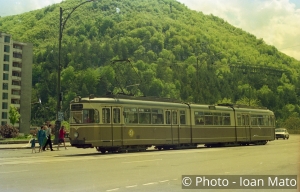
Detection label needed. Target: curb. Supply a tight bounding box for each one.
[0,143,72,150]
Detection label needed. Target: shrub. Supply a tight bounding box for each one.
[0,124,19,138]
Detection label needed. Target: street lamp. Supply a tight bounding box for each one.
[55,0,95,144]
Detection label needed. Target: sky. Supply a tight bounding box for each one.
[0,0,299,60]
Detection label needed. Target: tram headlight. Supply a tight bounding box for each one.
[74,132,79,138]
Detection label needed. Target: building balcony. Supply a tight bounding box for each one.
[13,48,23,54]
[13,57,22,63]
[12,67,22,72]
[11,76,21,81]
[11,84,21,89]
[12,103,20,108]
[11,94,21,99]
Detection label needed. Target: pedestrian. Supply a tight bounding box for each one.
[44,122,50,150]
[30,134,37,153]
[57,126,67,150]
[37,125,46,153]
[42,124,54,151]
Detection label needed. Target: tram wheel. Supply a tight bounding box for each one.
[100,150,106,154]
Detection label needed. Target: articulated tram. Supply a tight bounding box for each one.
[68,95,275,153]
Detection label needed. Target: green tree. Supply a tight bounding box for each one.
[9,105,21,126]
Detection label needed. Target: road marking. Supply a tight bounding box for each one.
[0,170,28,174]
[106,188,119,192]
[122,159,162,163]
[125,185,137,188]
[0,147,224,166]
[143,182,158,186]
[159,180,169,183]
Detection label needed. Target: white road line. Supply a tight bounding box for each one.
[159,180,169,183]
[125,185,137,188]
[122,159,162,163]
[0,170,28,174]
[142,182,158,186]
[106,188,119,192]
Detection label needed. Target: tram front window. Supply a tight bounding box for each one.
[71,111,82,124]
[71,109,99,124]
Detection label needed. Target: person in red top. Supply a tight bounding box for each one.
[57,126,67,150]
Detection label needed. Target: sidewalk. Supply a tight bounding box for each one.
[0,142,71,150]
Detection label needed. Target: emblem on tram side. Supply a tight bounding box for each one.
[128,129,134,137]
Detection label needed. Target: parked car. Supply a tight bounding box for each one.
[275,128,289,140]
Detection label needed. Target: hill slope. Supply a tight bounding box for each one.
[0,0,299,127]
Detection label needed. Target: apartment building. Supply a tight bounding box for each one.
[0,32,33,134]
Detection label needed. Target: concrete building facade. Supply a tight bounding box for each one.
[0,32,33,134]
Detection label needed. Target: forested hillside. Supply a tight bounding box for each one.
[0,0,299,129]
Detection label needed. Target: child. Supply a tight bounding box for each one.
[30,134,37,153]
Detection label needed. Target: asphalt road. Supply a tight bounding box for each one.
[0,135,299,192]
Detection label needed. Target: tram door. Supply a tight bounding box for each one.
[165,110,179,144]
[112,107,122,146]
[101,107,122,147]
[242,114,251,142]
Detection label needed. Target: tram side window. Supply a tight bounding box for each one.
[237,114,242,126]
[166,111,171,124]
[124,107,138,124]
[83,109,99,123]
[139,108,151,124]
[251,115,258,125]
[71,111,82,124]
[172,111,177,124]
[222,113,230,125]
[264,115,269,126]
[113,108,120,123]
[152,109,164,124]
[102,108,110,123]
[213,113,222,125]
[180,110,186,125]
[204,112,213,125]
[194,111,204,125]
[258,115,264,125]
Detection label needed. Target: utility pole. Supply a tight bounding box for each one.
[54,0,95,144]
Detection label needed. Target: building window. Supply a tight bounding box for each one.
[13,44,22,50]
[4,36,10,43]
[12,71,21,77]
[11,99,20,104]
[2,102,8,109]
[2,83,8,90]
[2,112,8,119]
[12,90,20,95]
[4,45,10,53]
[4,54,9,62]
[2,93,8,99]
[3,73,9,80]
[12,81,21,86]
[13,52,22,59]
[3,64,9,71]
[13,62,22,68]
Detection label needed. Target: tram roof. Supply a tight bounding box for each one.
[77,97,189,108]
[72,95,274,114]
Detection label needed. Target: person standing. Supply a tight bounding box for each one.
[37,126,46,153]
[57,126,67,150]
[43,124,54,151]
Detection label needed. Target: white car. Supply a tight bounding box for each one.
[275,128,289,140]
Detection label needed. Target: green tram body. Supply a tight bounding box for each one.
[69,96,275,152]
